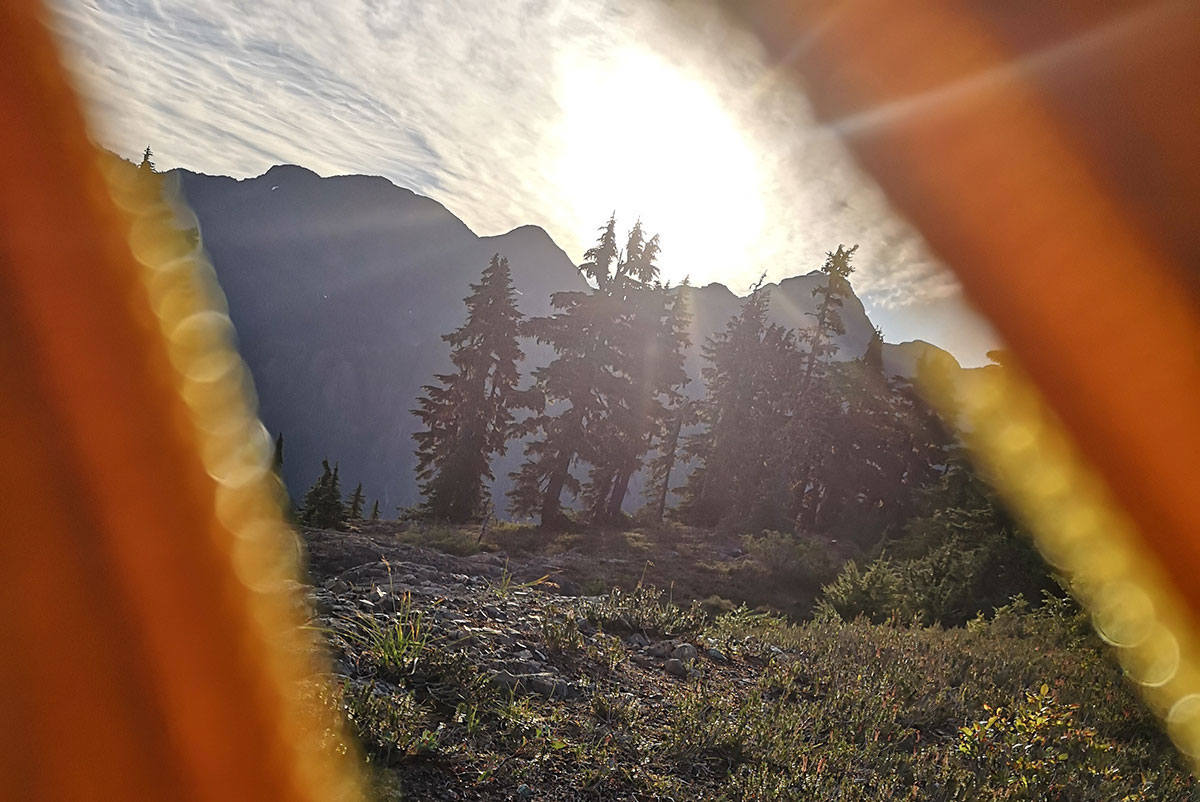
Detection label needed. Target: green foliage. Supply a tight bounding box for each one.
[508,216,689,527]
[343,593,429,676]
[739,530,844,603]
[347,481,365,520]
[395,524,493,557]
[579,584,707,639]
[300,459,345,529]
[955,685,1123,799]
[370,499,381,521]
[819,458,1064,627]
[679,246,946,539]
[413,254,525,523]
[319,579,1190,800]
[816,559,910,624]
[670,608,1186,800]
[540,612,585,657]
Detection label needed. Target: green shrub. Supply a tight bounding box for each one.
[816,559,912,623]
[955,684,1122,799]
[395,524,493,556]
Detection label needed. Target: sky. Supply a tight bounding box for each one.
[48,0,1000,366]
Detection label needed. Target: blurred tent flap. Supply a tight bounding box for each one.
[0,2,363,800]
[0,0,1198,799]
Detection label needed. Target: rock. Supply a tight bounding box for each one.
[626,633,650,648]
[442,629,473,649]
[664,659,688,678]
[671,643,698,662]
[630,654,657,669]
[323,578,351,594]
[489,670,577,700]
[646,641,674,659]
[517,784,533,798]
[489,670,520,692]
[527,673,576,700]
[706,648,728,663]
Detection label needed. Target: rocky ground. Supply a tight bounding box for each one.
[294,525,1196,801]
[298,525,789,800]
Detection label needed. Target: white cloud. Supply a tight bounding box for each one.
[47,0,998,363]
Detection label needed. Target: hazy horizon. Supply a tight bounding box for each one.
[50,0,1000,365]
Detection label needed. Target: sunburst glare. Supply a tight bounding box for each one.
[554,48,765,286]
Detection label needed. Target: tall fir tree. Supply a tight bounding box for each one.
[799,244,857,391]
[370,499,381,521]
[581,230,690,522]
[509,217,688,527]
[642,398,689,523]
[776,244,859,528]
[413,254,525,523]
[347,481,365,519]
[678,282,773,526]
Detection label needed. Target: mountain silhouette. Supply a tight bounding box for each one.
[177,165,957,511]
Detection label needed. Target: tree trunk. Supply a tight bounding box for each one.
[540,452,570,529]
[651,414,683,522]
[607,466,631,520]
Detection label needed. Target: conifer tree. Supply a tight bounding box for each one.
[506,287,605,527]
[784,245,860,526]
[299,460,331,526]
[509,218,688,527]
[300,459,345,529]
[799,244,857,391]
[581,233,690,522]
[413,254,525,523]
[348,482,365,519]
[678,283,773,525]
[370,500,381,521]
[273,432,284,473]
[642,400,688,523]
[139,146,155,172]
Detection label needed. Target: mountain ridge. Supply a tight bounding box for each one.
[173,164,959,510]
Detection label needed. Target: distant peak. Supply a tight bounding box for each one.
[261,164,321,180]
[498,224,552,240]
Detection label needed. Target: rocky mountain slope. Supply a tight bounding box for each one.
[177,166,959,510]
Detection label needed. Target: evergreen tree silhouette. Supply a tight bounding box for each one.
[509,217,688,527]
[370,500,381,521]
[347,481,365,519]
[299,459,345,529]
[678,281,773,526]
[413,254,525,523]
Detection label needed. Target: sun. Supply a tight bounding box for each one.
[553,49,765,287]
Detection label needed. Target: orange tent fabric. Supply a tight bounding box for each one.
[0,2,359,799]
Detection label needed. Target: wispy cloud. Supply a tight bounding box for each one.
[48,0,997,363]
